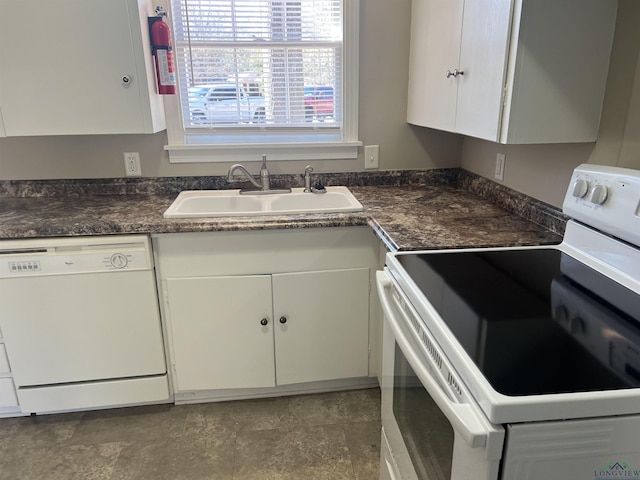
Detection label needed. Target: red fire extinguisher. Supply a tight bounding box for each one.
[149,7,176,95]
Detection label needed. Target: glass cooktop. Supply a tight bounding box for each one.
[397,249,640,396]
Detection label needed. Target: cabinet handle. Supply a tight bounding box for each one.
[446,69,464,78]
[279,316,288,324]
[260,318,269,326]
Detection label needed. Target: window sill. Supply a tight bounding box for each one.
[164,140,362,163]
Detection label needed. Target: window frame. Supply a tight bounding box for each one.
[163,0,361,164]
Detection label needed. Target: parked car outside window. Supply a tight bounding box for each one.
[188,84,266,125]
[304,86,334,122]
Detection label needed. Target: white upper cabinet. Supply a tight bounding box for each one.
[407,0,618,144]
[0,0,165,136]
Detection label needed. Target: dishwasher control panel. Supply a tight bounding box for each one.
[0,236,153,277]
[8,260,42,273]
[0,251,149,277]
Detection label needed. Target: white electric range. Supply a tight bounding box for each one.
[377,164,640,480]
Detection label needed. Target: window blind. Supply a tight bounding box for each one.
[169,0,342,130]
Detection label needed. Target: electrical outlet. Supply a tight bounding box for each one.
[124,152,142,177]
[495,153,505,181]
[364,145,379,169]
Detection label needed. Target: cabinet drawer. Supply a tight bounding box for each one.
[0,344,10,374]
[0,377,18,408]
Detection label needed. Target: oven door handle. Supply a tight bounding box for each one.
[377,270,489,449]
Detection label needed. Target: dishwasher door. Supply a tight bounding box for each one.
[0,269,166,386]
[0,235,168,413]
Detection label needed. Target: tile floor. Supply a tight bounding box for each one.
[0,388,381,480]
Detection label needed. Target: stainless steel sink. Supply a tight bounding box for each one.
[163,186,364,218]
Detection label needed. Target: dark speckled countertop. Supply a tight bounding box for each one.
[0,169,564,251]
[354,185,562,250]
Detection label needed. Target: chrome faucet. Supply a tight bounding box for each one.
[227,154,291,195]
[228,155,269,190]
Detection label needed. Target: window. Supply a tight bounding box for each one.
[165,0,361,163]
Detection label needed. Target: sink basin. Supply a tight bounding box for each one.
[163,186,364,218]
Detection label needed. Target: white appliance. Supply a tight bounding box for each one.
[377,165,640,480]
[0,235,169,414]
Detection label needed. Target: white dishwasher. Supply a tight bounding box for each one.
[0,235,169,414]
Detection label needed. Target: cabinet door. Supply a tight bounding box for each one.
[272,268,370,386]
[454,0,513,141]
[0,0,163,136]
[166,276,275,392]
[406,0,463,130]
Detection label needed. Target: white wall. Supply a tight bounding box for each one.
[461,0,640,208]
[3,0,639,211]
[0,0,462,181]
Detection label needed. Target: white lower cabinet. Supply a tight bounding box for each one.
[153,227,381,398]
[166,268,369,392]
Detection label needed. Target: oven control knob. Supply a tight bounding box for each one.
[110,253,128,269]
[572,179,590,198]
[590,184,609,205]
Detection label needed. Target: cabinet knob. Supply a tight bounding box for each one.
[446,69,464,78]
[121,75,133,87]
[279,316,288,324]
[260,318,269,326]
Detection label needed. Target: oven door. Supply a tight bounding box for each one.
[377,270,504,480]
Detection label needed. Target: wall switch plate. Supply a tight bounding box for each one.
[364,145,379,169]
[124,152,142,177]
[495,153,505,181]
